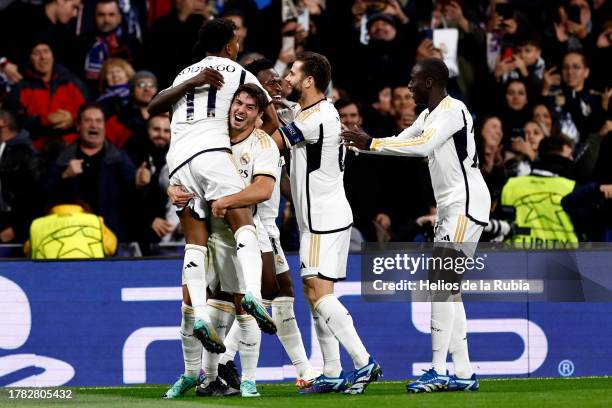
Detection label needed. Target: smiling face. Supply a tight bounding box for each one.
[257,68,283,108]
[147,115,170,148]
[533,104,552,134]
[392,86,416,114]
[562,52,589,91]
[229,91,262,132]
[408,64,430,106]
[284,60,307,102]
[338,103,362,129]
[481,117,503,148]
[106,66,129,86]
[78,108,105,148]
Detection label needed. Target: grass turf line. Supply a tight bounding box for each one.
[1,378,611,408]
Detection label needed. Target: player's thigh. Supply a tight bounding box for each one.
[299,228,350,295]
[434,214,482,257]
[179,206,208,245]
[261,251,280,300]
[208,233,245,295]
[189,151,245,202]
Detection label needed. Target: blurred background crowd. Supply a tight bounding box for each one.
[0,0,610,258]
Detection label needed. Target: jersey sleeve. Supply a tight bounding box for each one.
[369,106,464,157]
[253,134,281,180]
[278,111,321,146]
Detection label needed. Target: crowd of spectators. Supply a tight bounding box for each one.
[0,0,610,256]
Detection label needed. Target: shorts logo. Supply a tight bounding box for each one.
[240,153,250,165]
[184,261,198,269]
[276,255,284,266]
[440,235,450,241]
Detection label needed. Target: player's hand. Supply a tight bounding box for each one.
[341,125,372,151]
[62,159,84,179]
[211,198,229,218]
[188,68,224,89]
[151,217,174,237]
[167,185,195,207]
[135,162,151,187]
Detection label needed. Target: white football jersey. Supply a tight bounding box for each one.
[167,56,270,176]
[367,95,490,225]
[279,98,353,233]
[210,129,280,233]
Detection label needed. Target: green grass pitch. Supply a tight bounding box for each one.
[2,378,611,407]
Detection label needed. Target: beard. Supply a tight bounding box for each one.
[287,85,302,102]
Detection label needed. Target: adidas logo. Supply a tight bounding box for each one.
[440,235,450,242]
[300,262,306,269]
[184,261,198,269]
[236,243,245,251]
[431,326,442,332]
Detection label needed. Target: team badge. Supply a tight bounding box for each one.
[240,153,250,165]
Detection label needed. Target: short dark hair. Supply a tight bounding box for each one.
[295,51,331,93]
[538,134,574,156]
[564,50,589,68]
[221,9,247,27]
[77,103,105,123]
[195,18,236,56]
[417,58,449,87]
[231,83,269,113]
[516,31,542,48]
[0,108,21,132]
[244,58,275,77]
[334,98,361,114]
[94,0,120,10]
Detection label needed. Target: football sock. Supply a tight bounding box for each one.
[182,244,209,323]
[449,299,473,378]
[237,314,261,382]
[431,301,455,375]
[180,303,202,378]
[272,297,311,378]
[202,300,235,385]
[311,304,341,378]
[219,320,239,365]
[315,294,370,369]
[234,226,262,300]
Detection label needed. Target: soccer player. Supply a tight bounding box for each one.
[342,58,491,393]
[216,59,319,392]
[150,19,279,399]
[232,52,381,395]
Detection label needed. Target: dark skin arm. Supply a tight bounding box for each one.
[261,103,280,143]
[280,165,292,202]
[341,127,373,150]
[147,68,225,116]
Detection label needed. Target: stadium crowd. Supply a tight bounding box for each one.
[0,0,610,257]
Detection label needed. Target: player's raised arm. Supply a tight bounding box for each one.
[147,68,225,115]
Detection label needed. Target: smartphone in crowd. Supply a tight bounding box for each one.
[566,5,582,24]
[496,3,515,20]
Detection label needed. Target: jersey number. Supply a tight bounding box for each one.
[185,88,218,121]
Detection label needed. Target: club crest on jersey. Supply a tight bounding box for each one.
[240,153,250,165]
